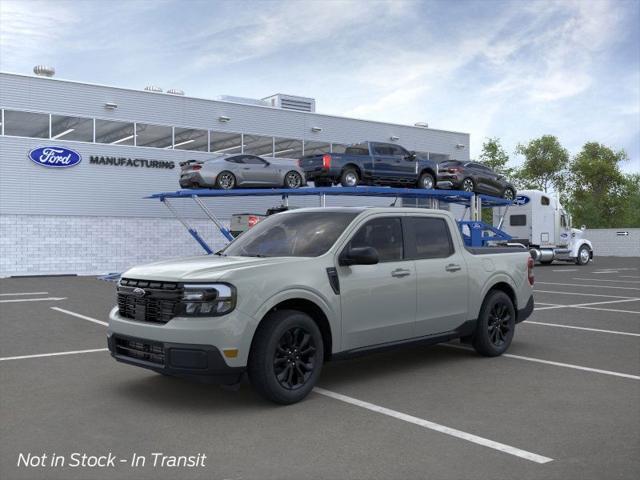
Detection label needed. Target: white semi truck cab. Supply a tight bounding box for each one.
[493,190,594,265]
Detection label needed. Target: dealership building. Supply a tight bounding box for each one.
[0,69,470,277]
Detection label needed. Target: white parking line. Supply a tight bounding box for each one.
[620,275,640,279]
[524,321,640,337]
[51,307,108,326]
[443,344,640,380]
[0,348,108,362]
[573,306,640,315]
[314,387,553,464]
[0,297,67,303]
[534,289,638,299]
[572,278,640,284]
[536,282,640,291]
[552,269,578,272]
[0,292,49,296]
[534,298,640,312]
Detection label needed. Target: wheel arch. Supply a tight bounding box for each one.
[254,292,336,360]
[419,167,436,178]
[342,163,362,178]
[477,279,518,320]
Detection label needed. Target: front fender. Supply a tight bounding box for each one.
[253,288,341,351]
[571,239,593,257]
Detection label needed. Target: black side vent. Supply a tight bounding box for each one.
[326,267,340,294]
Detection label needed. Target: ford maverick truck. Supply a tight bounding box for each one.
[299,141,439,189]
[108,207,534,404]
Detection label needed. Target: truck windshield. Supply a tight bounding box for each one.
[221,211,358,257]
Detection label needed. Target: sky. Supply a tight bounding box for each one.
[1,0,639,173]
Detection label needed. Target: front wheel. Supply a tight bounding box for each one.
[461,177,475,192]
[284,171,303,189]
[576,245,591,265]
[417,172,435,189]
[472,290,515,357]
[503,187,515,200]
[248,310,323,404]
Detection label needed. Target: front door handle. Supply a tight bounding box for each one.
[445,264,461,272]
[391,268,411,278]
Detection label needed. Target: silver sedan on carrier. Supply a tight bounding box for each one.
[179,154,307,189]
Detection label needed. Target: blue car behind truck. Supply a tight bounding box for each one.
[299,141,440,189]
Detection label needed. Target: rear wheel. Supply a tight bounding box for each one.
[284,171,303,189]
[576,245,591,265]
[216,171,236,190]
[248,310,323,404]
[340,168,359,187]
[417,172,435,189]
[472,290,515,357]
[461,177,475,192]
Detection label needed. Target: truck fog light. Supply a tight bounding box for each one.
[181,283,236,317]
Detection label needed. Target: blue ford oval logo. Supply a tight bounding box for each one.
[514,195,530,206]
[28,146,82,168]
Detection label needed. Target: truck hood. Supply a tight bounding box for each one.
[121,255,304,282]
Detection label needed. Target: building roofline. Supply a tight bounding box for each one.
[0,71,470,137]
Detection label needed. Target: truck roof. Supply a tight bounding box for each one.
[280,206,454,217]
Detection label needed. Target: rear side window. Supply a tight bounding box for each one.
[406,217,453,259]
[226,156,244,164]
[510,215,527,226]
[345,143,369,155]
[349,217,403,262]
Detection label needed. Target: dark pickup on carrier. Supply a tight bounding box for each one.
[298,141,440,189]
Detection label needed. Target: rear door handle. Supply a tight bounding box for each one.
[391,268,411,278]
[445,264,461,272]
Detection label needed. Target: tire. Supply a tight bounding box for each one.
[472,290,516,357]
[284,171,303,189]
[576,245,591,265]
[417,172,435,189]
[503,187,515,200]
[461,177,475,192]
[215,171,236,190]
[340,168,359,187]
[540,260,553,265]
[248,310,324,404]
[314,179,332,187]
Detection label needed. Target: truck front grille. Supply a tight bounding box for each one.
[114,336,165,365]
[117,278,182,324]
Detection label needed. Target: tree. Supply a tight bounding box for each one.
[515,135,569,193]
[479,137,512,176]
[566,142,630,228]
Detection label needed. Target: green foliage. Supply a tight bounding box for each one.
[479,137,512,175]
[515,135,569,193]
[566,142,636,228]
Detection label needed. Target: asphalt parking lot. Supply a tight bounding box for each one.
[1,257,639,480]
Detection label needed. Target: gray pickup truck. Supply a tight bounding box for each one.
[108,207,534,404]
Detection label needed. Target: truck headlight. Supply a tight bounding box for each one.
[181,283,236,316]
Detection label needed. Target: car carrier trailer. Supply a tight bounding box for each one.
[147,186,515,253]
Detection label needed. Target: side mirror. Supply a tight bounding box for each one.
[405,151,416,160]
[339,246,379,266]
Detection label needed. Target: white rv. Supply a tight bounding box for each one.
[493,190,593,265]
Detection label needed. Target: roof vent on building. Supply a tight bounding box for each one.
[33,65,55,77]
[262,94,316,113]
[144,85,163,93]
[216,95,270,107]
[167,88,185,96]
[414,122,429,128]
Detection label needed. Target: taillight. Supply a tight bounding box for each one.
[448,167,460,173]
[248,215,260,228]
[322,154,332,169]
[527,257,535,285]
[192,165,202,171]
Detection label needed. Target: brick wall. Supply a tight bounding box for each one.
[587,228,640,258]
[0,215,230,277]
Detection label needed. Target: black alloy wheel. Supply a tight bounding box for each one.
[472,290,515,356]
[284,171,303,189]
[462,178,475,192]
[487,302,512,347]
[273,327,317,390]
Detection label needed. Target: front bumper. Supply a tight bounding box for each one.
[108,333,244,384]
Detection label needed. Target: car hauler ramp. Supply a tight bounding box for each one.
[147,186,513,253]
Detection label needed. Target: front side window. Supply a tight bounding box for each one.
[243,155,267,165]
[348,217,403,262]
[406,217,453,259]
[222,211,358,257]
[541,196,550,206]
[388,145,408,157]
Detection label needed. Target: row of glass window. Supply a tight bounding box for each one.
[0,109,347,157]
